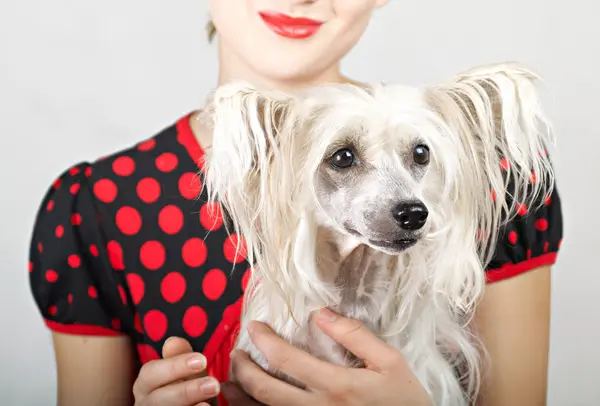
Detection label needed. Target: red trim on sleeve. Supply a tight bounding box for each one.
[486,252,558,283]
[44,319,124,336]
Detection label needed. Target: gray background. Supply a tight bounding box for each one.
[0,0,598,405]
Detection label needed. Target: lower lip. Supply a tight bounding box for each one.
[369,239,418,252]
[259,11,323,39]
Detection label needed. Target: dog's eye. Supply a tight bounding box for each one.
[413,145,430,165]
[330,149,355,169]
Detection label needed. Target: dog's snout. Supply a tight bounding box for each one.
[392,202,428,230]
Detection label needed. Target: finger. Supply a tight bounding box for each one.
[221,382,262,405]
[313,308,408,371]
[163,336,194,358]
[247,321,349,390]
[145,375,220,406]
[163,337,209,382]
[133,352,207,398]
[231,349,311,406]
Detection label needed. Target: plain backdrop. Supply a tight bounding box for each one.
[0,0,598,405]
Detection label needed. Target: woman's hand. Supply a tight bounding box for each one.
[132,337,220,406]
[224,309,432,406]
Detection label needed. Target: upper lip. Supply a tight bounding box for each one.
[258,10,324,27]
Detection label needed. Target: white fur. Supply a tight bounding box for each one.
[200,62,555,406]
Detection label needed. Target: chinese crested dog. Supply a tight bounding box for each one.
[201,63,555,405]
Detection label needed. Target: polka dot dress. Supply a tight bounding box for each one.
[28,112,563,404]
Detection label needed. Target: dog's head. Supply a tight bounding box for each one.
[202,62,554,273]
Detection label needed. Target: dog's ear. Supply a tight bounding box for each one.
[425,63,555,263]
[201,82,297,264]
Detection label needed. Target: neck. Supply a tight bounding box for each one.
[216,40,351,92]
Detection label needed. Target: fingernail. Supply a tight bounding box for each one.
[187,354,206,370]
[199,378,220,396]
[164,336,176,346]
[316,308,337,322]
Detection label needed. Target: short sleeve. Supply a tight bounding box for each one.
[28,163,132,336]
[485,180,563,283]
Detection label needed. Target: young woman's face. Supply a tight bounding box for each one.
[210,0,388,84]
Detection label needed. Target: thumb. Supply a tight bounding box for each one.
[313,308,408,371]
[162,336,193,358]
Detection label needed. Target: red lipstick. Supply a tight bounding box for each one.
[259,11,323,39]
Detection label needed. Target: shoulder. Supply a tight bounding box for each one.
[485,173,563,283]
[28,112,248,362]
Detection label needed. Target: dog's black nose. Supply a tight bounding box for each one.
[393,202,428,230]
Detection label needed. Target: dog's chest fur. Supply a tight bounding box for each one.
[235,227,399,381]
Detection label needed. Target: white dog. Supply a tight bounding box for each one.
[200,63,555,406]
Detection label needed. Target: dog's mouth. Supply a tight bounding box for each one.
[368,238,418,252]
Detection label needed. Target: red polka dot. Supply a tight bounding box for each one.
[84,167,93,177]
[543,241,550,253]
[38,242,43,253]
[223,234,248,264]
[242,268,251,292]
[516,203,528,216]
[68,254,81,268]
[158,205,184,235]
[178,172,202,200]
[55,225,64,238]
[69,167,80,176]
[137,178,161,204]
[134,313,144,334]
[200,202,224,231]
[530,171,537,184]
[137,344,160,364]
[508,231,518,245]
[526,249,532,260]
[90,244,99,257]
[53,178,62,190]
[94,179,118,203]
[28,261,33,273]
[118,285,127,305]
[112,156,136,176]
[71,213,82,226]
[182,238,207,268]
[46,270,58,283]
[138,138,156,151]
[47,200,54,211]
[156,152,179,173]
[544,195,552,206]
[490,190,496,203]
[161,272,187,304]
[500,157,510,171]
[88,286,98,298]
[107,241,125,270]
[48,305,58,316]
[535,218,548,231]
[68,294,73,304]
[202,268,227,301]
[111,319,121,330]
[182,306,208,338]
[140,241,166,270]
[144,310,168,341]
[116,206,142,236]
[69,183,80,195]
[126,273,145,305]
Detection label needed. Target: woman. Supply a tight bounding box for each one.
[28,1,562,405]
